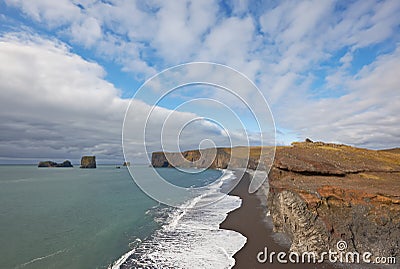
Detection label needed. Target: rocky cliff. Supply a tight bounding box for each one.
[38,160,73,167]
[152,148,230,168]
[80,156,96,168]
[152,146,272,170]
[151,141,400,260]
[268,141,400,260]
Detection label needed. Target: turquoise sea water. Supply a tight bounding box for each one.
[0,165,229,269]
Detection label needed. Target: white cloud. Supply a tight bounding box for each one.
[5,0,81,27]
[0,33,233,163]
[0,32,125,160]
[335,0,400,49]
[151,0,219,63]
[68,17,102,47]
[2,0,400,151]
[1,33,267,163]
[260,0,333,45]
[274,45,400,149]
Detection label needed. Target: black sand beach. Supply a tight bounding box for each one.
[220,171,336,269]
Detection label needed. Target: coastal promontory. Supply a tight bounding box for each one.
[80,156,96,168]
[151,141,400,260]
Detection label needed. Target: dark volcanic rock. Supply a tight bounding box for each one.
[38,160,73,167]
[59,160,73,167]
[80,156,96,168]
[268,190,329,254]
[305,137,313,143]
[38,161,58,167]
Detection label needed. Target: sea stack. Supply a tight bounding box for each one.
[38,160,73,167]
[80,156,96,168]
[123,161,130,167]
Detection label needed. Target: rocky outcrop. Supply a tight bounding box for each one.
[80,156,96,168]
[38,160,73,167]
[267,141,400,259]
[268,190,329,254]
[123,161,131,167]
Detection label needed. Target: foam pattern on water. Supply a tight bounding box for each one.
[111,170,246,269]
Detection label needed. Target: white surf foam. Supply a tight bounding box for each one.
[111,169,246,269]
[16,248,67,268]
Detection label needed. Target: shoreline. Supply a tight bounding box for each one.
[115,168,246,269]
[220,170,336,269]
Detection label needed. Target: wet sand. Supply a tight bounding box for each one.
[220,171,336,269]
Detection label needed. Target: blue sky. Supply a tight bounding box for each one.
[0,0,399,163]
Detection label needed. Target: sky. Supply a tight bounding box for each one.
[0,0,399,164]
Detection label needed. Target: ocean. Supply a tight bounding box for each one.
[0,165,245,269]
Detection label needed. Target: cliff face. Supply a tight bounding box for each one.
[80,156,96,168]
[38,160,73,167]
[151,146,273,170]
[151,141,400,259]
[267,141,400,258]
[152,148,231,169]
